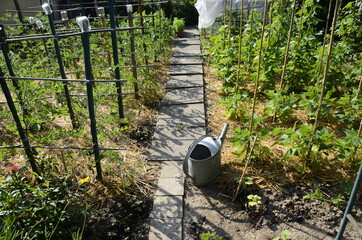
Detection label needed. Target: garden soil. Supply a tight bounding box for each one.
[180,65,362,240]
[183,179,361,240]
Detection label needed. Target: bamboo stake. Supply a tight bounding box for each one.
[279,0,297,89]
[243,0,268,164]
[317,0,332,77]
[272,0,297,123]
[306,0,341,160]
[236,0,244,84]
[248,0,267,136]
[266,1,273,51]
[127,6,140,100]
[295,0,306,48]
[223,0,227,50]
[98,8,112,67]
[351,119,362,158]
[246,0,255,71]
[138,0,149,66]
[227,0,233,49]
[357,78,362,99]
[234,137,257,200]
[352,76,362,157]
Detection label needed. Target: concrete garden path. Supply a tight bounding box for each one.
[148,27,204,240]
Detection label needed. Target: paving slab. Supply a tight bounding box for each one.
[183,27,200,37]
[151,195,183,218]
[148,139,196,161]
[148,126,206,160]
[171,56,202,65]
[149,218,182,240]
[173,45,201,57]
[155,177,184,196]
[175,38,201,45]
[169,64,203,75]
[162,87,203,105]
[166,75,204,89]
[159,161,184,178]
[152,125,206,141]
[157,103,206,127]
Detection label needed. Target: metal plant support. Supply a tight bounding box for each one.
[13,0,24,23]
[0,25,27,117]
[108,0,125,120]
[43,3,79,129]
[0,67,39,174]
[77,16,102,181]
[34,19,50,57]
[335,163,362,239]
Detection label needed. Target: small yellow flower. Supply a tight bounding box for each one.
[0,177,4,182]
[78,176,90,184]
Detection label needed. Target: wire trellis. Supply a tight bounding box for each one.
[0,0,170,180]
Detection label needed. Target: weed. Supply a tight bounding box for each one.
[273,230,292,240]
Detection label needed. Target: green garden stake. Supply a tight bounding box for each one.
[0,67,39,175]
[108,0,125,120]
[127,4,140,100]
[336,162,362,239]
[0,25,26,115]
[77,16,102,181]
[35,19,50,57]
[79,0,86,16]
[42,3,79,129]
[13,0,24,23]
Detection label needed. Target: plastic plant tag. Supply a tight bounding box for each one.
[29,16,35,24]
[42,3,53,15]
[97,7,105,17]
[76,16,91,32]
[36,20,43,28]
[61,11,68,21]
[126,4,133,13]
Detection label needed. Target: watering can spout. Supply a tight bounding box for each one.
[218,124,229,145]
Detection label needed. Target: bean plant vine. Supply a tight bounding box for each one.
[202,0,362,196]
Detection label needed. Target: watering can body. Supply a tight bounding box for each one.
[183,124,228,186]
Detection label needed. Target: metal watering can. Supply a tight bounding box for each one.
[183,124,229,186]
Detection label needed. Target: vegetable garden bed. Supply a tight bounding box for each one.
[0,1,172,239]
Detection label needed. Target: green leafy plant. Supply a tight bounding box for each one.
[303,188,342,205]
[0,166,87,239]
[273,230,292,240]
[173,17,185,32]
[201,232,223,240]
[247,194,262,207]
[0,214,21,240]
